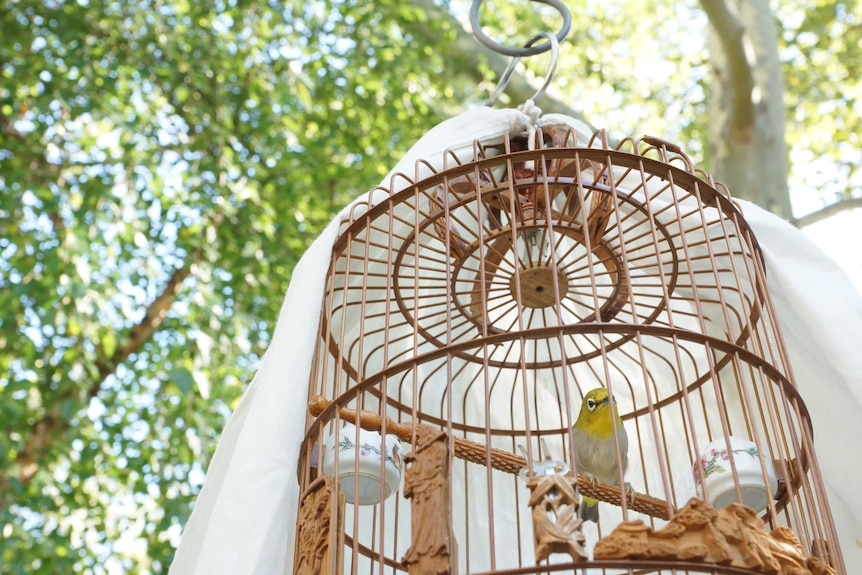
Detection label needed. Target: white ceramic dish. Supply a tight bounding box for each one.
[320,424,403,505]
[694,435,778,512]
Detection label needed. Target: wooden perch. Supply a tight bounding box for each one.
[308,396,673,520]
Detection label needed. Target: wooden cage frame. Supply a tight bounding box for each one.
[295,127,844,575]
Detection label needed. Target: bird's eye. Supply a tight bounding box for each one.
[587,398,596,411]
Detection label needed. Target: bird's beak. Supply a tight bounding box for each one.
[598,397,609,407]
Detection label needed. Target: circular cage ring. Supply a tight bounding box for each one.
[470,0,572,57]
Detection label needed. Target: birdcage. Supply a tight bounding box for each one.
[286,1,845,571]
[292,120,845,575]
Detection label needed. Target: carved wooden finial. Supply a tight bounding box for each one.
[401,430,457,575]
[294,476,344,575]
[526,473,587,563]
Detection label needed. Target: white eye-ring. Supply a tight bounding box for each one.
[587,398,597,411]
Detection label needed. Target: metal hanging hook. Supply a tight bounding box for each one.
[485,31,559,106]
[470,0,572,58]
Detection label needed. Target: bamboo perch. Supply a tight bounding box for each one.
[308,395,673,520]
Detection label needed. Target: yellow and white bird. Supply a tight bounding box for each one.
[571,387,630,522]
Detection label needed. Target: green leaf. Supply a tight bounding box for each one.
[169,368,195,396]
[101,331,117,359]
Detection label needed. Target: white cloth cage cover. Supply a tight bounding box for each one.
[168,107,862,574]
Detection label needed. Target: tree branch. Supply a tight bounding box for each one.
[93,264,193,385]
[792,197,862,228]
[12,263,193,487]
[0,106,27,145]
[700,0,756,134]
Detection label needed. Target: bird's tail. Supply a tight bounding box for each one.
[580,496,599,522]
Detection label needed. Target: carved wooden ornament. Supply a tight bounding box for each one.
[401,427,457,575]
[525,473,587,563]
[294,475,345,575]
[594,498,836,575]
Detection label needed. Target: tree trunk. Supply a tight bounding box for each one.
[703,0,791,218]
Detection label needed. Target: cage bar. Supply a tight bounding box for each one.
[296,127,843,575]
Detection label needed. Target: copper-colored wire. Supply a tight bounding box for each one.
[297,130,844,574]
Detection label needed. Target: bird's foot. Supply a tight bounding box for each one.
[624,482,637,506]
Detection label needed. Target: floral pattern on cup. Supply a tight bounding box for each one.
[321,425,404,505]
[338,434,403,471]
[693,436,778,512]
[698,446,759,481]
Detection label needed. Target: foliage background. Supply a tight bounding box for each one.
[1,0,859,572]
